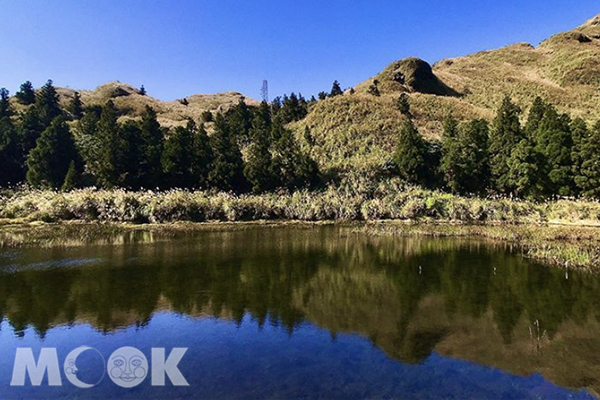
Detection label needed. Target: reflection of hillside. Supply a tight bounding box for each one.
[1,226,600,394]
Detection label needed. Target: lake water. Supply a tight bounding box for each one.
[0,225,598,400]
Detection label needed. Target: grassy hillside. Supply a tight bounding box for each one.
[291,14,600,174]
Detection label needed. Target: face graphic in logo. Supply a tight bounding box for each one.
[107,347,148,388]
[63,346,105,388]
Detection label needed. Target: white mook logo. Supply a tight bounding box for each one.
[10,346,188,388]
[108,347,149,388]
[64,346,105,388]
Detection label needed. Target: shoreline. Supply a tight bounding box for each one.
[1,219,600,271]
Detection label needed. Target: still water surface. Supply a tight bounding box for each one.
[0,225,599,399]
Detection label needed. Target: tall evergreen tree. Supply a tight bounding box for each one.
[19,106,43,155]
[0,117,24,186]
[441,119,490,195]
[69,92,84,120]
[208,114,246,192]
[162,120,197,188]
[330,81,343,97]
[244,102,274,193]
[138,106,164,188]
[61,161,80,192]
[94,101,128,187]
[506,137,542,199]
[270,122,318,191]
[26,117,80,189]
[227,98,253,139]
[524,96,548,135]
[397,93,411,116]
[0,88,12,119]
[15,81,36,105]
[36,80,62,127]
[193,124,213,189]
[120,120,144,188]
[533,106,573,196]
[393,120,428,184]
[573,120,600,198]
[489,96,524,194]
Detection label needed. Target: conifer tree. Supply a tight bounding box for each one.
[506,137,542,199]
[193,124,213,189]
[571,118,588,196]
[270,122,318,190]
[15,81,36,105]
[533,106,573,196]
[19,106,43,155]
[0,88,12,119]
[525,96,548,135]
[162,120,197,188]
[489,96,523,194]
[0,117,24,186]
[573,120,600,198]
[26,117,80,189]
[95,101,128,187]
[397,93,411,116]
[227,98,253,139]
[139,85,147,96]
[69,92,84,120]
[61,161,79,191]
[202,110,213,123]
[441,119,490,194]
[119,120,144,188]
[36,80,62,127]
[208,113,246,192]
[138,106,164,188]
[330,80,343,97]
[393,120,428,184]
[244,102,274,193]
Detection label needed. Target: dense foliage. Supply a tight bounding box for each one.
[1,80,600,200]
[0,81,318,193]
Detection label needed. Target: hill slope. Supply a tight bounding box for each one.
[294,14,600,174]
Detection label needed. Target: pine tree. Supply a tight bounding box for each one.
[19,106,43,155]
[36,80,62,127]
[26,117,80,189]
[0,88,12,119]
[208,114,246,192]
[533,106,573,196]
[573,120,600,198]
[15,81,36,105]
[69,92,83,120]
[138,106,164,188]
[318,92,328,101]
[0,117,24,186]
[139,85,147,96]
[227,98,253,139]
[525,96,548,135]
[244,103,274,193]
[61,161,79,191]
[489,96,524,194]
[506,137,542,199]
[193,124,213,189]
[119,120,144,188]
[397,93,411,116]
[270,122,318,190]
[162,120,196,188]
[393,120,428,184]
[571,118,588,196]
[95,101,128,187]
[441,119,490,194]
[330,80,343,97]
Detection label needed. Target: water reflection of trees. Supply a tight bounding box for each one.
[1,227,600,361]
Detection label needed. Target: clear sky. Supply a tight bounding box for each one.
[1,1,599,101]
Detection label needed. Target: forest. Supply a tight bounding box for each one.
[1,79,600,201]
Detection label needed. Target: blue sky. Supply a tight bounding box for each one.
[1,1,599,101]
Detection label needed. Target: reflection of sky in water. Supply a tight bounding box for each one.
[0,314,595,400]
[0,257,103,273]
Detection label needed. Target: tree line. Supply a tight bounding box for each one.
[394,95,600,199]
[0,80,318,193]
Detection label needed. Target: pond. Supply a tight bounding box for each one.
[0,225,598,399]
